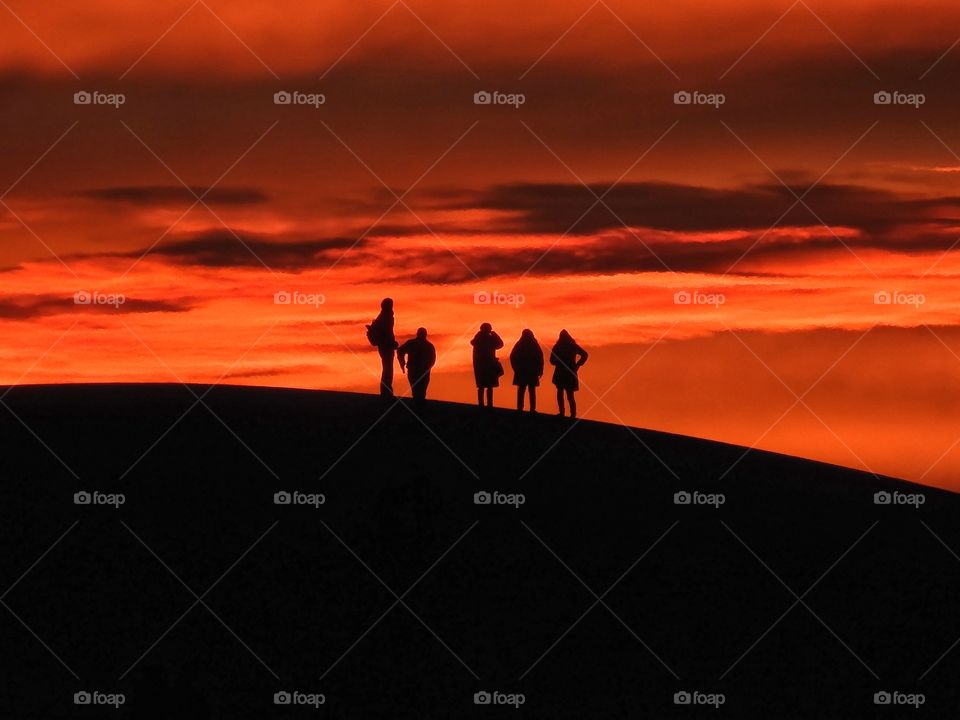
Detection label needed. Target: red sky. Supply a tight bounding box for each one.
[2,0,960,489]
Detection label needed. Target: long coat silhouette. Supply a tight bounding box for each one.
[550,330,588,391]
[471,324,504,389]
[510,330,544,387]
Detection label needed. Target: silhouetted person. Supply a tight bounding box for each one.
[550,329,588,418]
[471,322,504,408]
[510,329,544,412]
[367,298,398,397]
[397,327,436,407]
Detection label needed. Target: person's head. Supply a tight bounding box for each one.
[381,297,393,311]
[521,329,535,341]
[416,327,428,339]
[480,322,492,333]
[558,329,572,343]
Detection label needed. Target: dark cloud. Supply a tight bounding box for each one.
[121,231,364,270]
[373,224,960,283]
[94,180,960,279]
[82,186,269,205]
[451,181,960,236]
[0,294,193,320]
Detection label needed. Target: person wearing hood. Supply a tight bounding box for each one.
[509,329,544,412]
[549,329,588,418]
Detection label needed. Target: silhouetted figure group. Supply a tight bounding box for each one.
[368,298,588,417]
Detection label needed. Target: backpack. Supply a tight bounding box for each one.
[366,321,381,347]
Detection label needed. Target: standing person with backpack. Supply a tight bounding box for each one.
[470,322,504,408]
[366,298,398,397]
[550,329,588,418]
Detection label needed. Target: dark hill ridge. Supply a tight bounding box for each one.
[0,383,958,718]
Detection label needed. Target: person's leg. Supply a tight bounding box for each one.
[529,386,537,412]
[485,387,493,407]
[556,388,565,416]
[476,388,483,407]
[567,389,576,418]
[516,386,524,411]
[379,347,394,396]
[414,371,429,406]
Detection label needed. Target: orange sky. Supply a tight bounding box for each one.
[2,0,960,489]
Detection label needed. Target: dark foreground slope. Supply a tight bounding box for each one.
[0,384,958,718]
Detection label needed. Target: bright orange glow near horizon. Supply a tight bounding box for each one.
[2,0,960,489]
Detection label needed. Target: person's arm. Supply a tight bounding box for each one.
[396,344,407,373]
[536,347,544,376]
[575,345,588,368]
[493,333,504,350]
[428,343,437,369]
